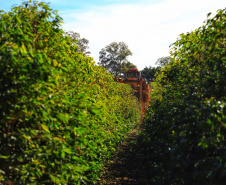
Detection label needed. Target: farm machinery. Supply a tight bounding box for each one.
[114,68,151,118]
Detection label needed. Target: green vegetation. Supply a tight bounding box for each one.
[143,8,226,184]
[0,1,141,184]
[1,1,225,184]
[141,66,160,82]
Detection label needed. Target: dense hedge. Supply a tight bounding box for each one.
[143,8,226,184]
[0,1,141,184]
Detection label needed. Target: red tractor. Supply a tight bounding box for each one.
[114,68,151,118]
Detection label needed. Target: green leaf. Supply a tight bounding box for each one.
[207,12,211,18]
[41,124,50,133]
[61,151,65,159]
[63,148,72,154]
[0,155,9,159]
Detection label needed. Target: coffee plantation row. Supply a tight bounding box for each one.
[142,8,226,185]
[0,1,141,184]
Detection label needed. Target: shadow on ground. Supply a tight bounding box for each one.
[98,127,151,185]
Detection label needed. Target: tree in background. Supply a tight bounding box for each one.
[155,56,170,67]
[98,41,132,76]
[141,66,160,82]
[67,31,90,55]
[120,60,137,75]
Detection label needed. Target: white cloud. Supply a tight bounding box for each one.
[62,0,225,70]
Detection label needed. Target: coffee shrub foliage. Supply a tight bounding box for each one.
[143,8,226,185]
[0,1,141,184]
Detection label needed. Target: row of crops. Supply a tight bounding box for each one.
[142,8,226,185]
[0,1,141,184]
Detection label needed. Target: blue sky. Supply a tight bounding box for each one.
[1,0,225,70]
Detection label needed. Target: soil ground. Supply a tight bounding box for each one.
[98,126,151,185]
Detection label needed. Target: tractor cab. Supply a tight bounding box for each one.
[125,68,141,81]
[114,68,151,120]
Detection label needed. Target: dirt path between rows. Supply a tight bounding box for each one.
[98,126,151,185]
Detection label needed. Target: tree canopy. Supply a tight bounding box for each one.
[98,41,132,76]
[67,31,90,55]
[121,60,137,75]
[141,66,160,82]
[155,56,170,67]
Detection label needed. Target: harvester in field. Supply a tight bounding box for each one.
[114,68,151,117]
